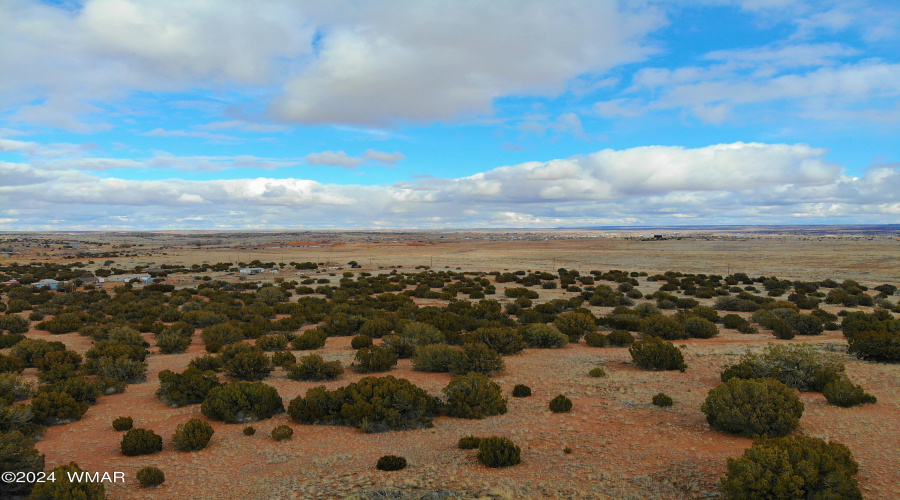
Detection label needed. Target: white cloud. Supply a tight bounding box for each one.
[7,142,890,229]
[363,149,406,165]
[304,150,364,168]
[268,1,663,125]
[143,128,243,143]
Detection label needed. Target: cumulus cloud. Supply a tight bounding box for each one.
[2,142,897,229]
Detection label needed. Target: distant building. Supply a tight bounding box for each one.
[1,279,19,286]
[653,235,663,240]
[79,276,105,285]
[107,274,152,283]
[38,279,60,290]
[239,268,265,275]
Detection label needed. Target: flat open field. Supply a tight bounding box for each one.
[2,229,898,499]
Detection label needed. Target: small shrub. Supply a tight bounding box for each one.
[112,416,133,431]
[549,394,572,413]
[288,376,440,431]
[157,367,221,408]
[652,393,673,407]
[553,311,596,342]
[477,436,521,468]
[243,426,256,436]
[287,354,344,381]
[584,332,609,347]
[469,326,525,355]
[31,391,88,425]
[155,332,191,354]
[172,418,214,451]
[457,435,482,449]
[720,344,844,392]
[563,446,573,454]
[292,329,327,350]
[588,367,606,378]
[511,384,532,397]
[201,381,285,424]
[640,315,688,340]
[271,424,293,441]
[137,466,165,488]
[412,344,462,373]
[521,323,568,348]
[847,330,900,362]
[188,354,224,372]
[607,330,634,347]
[823,378,877,407]
[630,336,687,372]
[351,334,373,349]
[721,436,861,499]
[450,343,504,376]
[701,377,803,437]
[376,455,407,471]
[444,372,508,419]
[352,345,398,373]
[121,428,163,456]
[684,317,718,339]
[271,350,296,368]
[0,373,33,405]
[224,347,272,381]
[256,334,288,351]
[31,462,106,500]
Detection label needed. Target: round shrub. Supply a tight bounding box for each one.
[243,426,256,436]
[256,334,288,351]
[652,393,673,407]
[271,424,293,441]
[376,455,408,471]
[553,311,597,342]
[223,346,272,381]
[291,328,327,350]
[721,436,861,499]
[201,381,285,424]
[137,466,165,488]
[31,462,106,500]
[121,428,163,456]
[457,435,482,449]
[477,436,521,468]
[640,315,688,340]
[701,377,803,437]
[112,416,133,432]
[823,378,877,407]
[352,345,398,373]
[188,354,224,372]
[0,431,45,498]
[607,330,635,347]
[521,323,568,348]
[0,351,26,373]
[450,343,504,376]
[0,373,32,405]
[469,326,525,355]
[786,314,824,336]
[584,332,609,347]
[847,330,900,362]
[351,334,373,349]
[443,372,508,419]
[156,367,222,408]
[271,350,296,368]
[412,344,462,372]
[549,394,573,413]
[629,336,687,372]
[287,354,344,381]
[684,317,718,339]
[31,391,89,425]
[719,344,844,392]
[511,384,532,397]
[155,331,191,354]
[172,418,214,451]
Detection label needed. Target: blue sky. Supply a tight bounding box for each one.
[1,0,898,229]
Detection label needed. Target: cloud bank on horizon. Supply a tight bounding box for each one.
[0,0,898,229]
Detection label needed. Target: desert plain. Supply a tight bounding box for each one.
[1,227,898,499]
